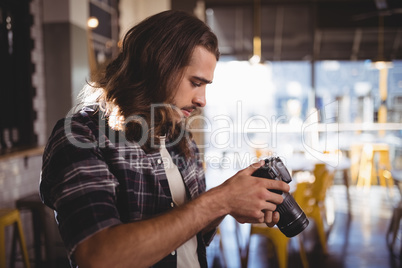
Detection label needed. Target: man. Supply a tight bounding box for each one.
[40,10,289,268]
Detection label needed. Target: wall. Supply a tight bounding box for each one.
[43,0,90,138]
[31,0,47,147]
[119,0,170,38]
[0,154,42,208]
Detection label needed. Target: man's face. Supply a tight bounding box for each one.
[171,46,217,121]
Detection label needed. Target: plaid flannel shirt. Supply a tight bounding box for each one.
[40,107,211,268]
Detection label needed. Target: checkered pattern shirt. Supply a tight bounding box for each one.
[40,107,210,268]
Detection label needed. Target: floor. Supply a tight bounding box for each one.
[207,185,402,268]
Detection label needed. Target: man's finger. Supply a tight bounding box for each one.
[266,211,280,227]
[242,160,265,175]
[264,210,273,224]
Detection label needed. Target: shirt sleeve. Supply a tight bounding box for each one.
[40,113,121,259]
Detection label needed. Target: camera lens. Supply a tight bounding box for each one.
[251,157,309,237]
[276,193,309,237]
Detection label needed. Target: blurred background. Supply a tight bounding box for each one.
[0,0,401,267]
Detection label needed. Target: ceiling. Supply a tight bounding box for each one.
[203,0,402,61]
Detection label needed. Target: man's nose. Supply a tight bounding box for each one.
[193,88,206,107]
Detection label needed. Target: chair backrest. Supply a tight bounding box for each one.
[312,164,327,201]
[294,163,334,212]
[293,163,334,256]
[312,163,334,203]
[293,181,314,214]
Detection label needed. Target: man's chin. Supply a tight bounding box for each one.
[173,112,185,124]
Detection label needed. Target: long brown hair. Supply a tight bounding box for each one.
[92,10,220,157]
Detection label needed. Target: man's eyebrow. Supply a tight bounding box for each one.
[193,76,213,84]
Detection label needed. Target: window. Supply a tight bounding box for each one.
[89,0,119,73]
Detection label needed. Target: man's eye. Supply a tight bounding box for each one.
[192,81,201,87]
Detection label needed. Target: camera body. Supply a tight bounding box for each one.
[252,157,309,237]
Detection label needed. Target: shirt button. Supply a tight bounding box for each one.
[170,202,174,208]
[171,250,176,255]
[157,159,162,164]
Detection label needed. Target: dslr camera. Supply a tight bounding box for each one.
[252,157,309,237]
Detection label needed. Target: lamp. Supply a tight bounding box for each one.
[371,14,392,136]
[87,16,99,80]
[250,0,262,64]
[87,16,99,29]
[371,14,393,70]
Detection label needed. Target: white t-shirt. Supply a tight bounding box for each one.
[160,137,200,268]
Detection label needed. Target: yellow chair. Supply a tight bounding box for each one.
[0,209,30,268]
[246,181,310,268]
[357,143,394,190]
[350,144,363,184]
[300,163,335,255]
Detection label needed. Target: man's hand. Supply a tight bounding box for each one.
[215,160,290,224]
